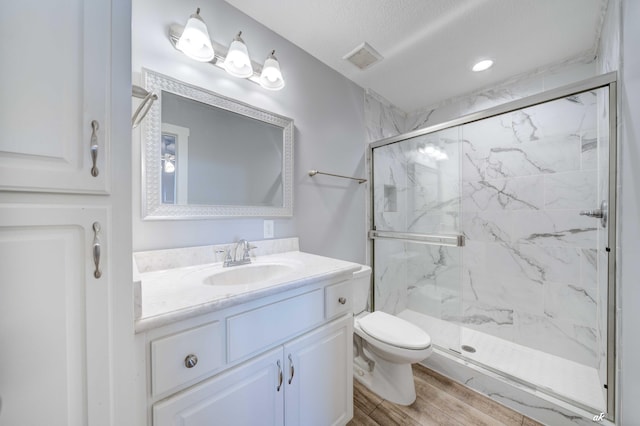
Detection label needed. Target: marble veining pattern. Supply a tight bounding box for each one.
[364,89,407,142]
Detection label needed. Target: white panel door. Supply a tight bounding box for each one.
[0,0,110,194]
[284,314,353,426]
[153,347,284,426]
[0,205,112,426]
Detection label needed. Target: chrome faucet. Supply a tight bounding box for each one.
[220,239,253,267]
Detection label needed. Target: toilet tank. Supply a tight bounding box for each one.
[352,265,372,314]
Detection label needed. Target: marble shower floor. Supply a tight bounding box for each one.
[397,309,606,411]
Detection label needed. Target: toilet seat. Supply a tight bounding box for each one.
[357,311,431,350]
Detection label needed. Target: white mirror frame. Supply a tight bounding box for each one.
[141,69,294,219]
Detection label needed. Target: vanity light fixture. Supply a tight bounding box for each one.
[223,32,253,78]
[169,9,285,90]
[259,50,285,90]
[472,59,494,72]
[175,8,215,62]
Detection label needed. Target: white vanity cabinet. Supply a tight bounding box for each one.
[284,314,353,426]
[0,0,111,194]
[144,278,354,426]
[153,347,284,426]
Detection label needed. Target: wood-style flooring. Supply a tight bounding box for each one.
[348,364,544,426]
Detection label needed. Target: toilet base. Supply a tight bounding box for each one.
[353,348,417,406]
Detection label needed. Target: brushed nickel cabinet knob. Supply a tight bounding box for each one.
[184,354,198,368]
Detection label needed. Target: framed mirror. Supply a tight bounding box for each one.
[141,69,294,219]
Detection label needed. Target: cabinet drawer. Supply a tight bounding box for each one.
[151,321,224,396]
[325,280,352,319]
[227,289,323,362]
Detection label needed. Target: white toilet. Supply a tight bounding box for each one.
[351,265,432,405]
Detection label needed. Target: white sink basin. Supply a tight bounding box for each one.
[203,263,295,286]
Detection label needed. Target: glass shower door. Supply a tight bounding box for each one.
[459,87,611,412]
[370,77,616,416]
[371,126,464,352]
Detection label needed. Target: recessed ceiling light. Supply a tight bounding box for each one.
[472,59,494,72]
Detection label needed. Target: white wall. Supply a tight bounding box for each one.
[617,0,640,422]
[132,0,367,263]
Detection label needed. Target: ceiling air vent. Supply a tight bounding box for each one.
[343,42,383,70]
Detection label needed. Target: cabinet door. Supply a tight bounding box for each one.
[153,347,285,426]
[0,205,112,426]
[284,314,353,426]
[0,0,110,194]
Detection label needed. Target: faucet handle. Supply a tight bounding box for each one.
[215,248,232,263]
[242,243,255,261]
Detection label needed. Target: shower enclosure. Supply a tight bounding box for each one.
[369,74,616,417]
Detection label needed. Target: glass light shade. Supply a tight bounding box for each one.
[176,9,214,62]
[259,52,285,90]
[223,32,253,78]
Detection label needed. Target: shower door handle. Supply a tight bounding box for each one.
[579,200,608,228]
[579,210,603,218]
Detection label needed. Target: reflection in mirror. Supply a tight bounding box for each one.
[161,92,284,207]
[161,132,176,203]
[161,123,189,204]
[141,69,294,219]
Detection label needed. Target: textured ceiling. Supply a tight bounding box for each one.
[224,0,607,112]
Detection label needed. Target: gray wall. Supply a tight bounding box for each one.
[132,0,367,263]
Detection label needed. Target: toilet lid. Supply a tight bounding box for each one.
[358,311,431,350]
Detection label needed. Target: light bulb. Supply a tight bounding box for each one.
[223,32,253,78]
[259,50,285,90]
[266,72,278,82]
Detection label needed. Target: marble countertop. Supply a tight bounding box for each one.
[134,250,361,332]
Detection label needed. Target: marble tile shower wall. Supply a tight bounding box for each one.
[364,90,407,141]
[367,87,605,369]
[458,91,600,368]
